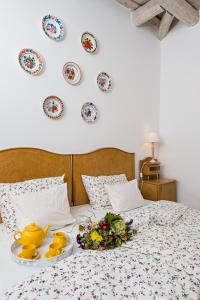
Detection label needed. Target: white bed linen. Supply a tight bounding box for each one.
[0,202,131,295]
[2,200,200,300]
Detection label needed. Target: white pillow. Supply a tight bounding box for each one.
[11,183,75,231]
[82,174,127,208]
[105,179,145,212]
[0,175,65,234]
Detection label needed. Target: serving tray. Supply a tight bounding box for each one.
[11,233,73,267]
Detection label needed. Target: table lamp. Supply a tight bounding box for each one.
[146,131,160,163]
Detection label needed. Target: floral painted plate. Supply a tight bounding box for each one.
[18,49,43,75]
[42,15,64,41]
[81,102,98,124]
[43,96,64,119]
[63,62,81,85]
[81,32,97,53]
[97,72,112,92]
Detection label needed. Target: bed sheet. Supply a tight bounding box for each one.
[2,200,200,300]
[0,204,109,294]
[0,204,88,294]
[0,201,152,295]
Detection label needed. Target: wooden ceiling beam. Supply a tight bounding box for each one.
[115,0,200,40]
[158,11,174,39]
[116,0,161,28]
[149,15,161,27]
[186,0,200,9]
[134,0,149,4]
[134,0,164,26]
[115,0,140,10]
[116,0,200,10]
[160,0,199,26]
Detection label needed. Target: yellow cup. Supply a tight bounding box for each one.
[18,244,39,259]
[44,242,61,259]
[53,232,67,248]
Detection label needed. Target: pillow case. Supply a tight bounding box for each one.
[105,179,144,212]
[11,183,75,231]
[0,175,64,234]
[82,174,127,208]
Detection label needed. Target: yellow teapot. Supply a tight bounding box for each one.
[14,223,50,247]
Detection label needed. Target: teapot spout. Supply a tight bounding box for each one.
[43,225,50,237]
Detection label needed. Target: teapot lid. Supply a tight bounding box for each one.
[25,223,41,232]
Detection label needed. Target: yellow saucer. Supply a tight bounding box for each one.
[17,252,41,260]
[44,250,60,259]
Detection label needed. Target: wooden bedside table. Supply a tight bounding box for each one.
[140,179,177,202]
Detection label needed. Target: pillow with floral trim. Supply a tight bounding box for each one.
[82,174,127,208]
[0,175,65,234]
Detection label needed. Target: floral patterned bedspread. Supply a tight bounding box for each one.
[2,201,200,300]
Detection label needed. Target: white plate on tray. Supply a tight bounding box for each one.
[11,233,73,267]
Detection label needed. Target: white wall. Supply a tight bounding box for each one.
[3,0,199,207]
[160,23,200,209]
[0,0,160,167]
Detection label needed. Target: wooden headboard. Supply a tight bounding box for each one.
[0,147,135,222]
[72,148,135,205]
[0,148,72,203]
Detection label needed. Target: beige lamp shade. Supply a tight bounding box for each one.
[145,131,160,162]
[145,131,160,143]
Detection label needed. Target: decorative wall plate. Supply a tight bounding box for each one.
[81,32,97,53]
[42,15,64,41]
[97,72,112,92]
[18,49,43,75]
[63,62,81,85]
[43,96,64,119]
[81,102,98,124]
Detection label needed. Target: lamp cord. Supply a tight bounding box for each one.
[139,161,148,193]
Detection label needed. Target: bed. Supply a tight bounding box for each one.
[0,204,106,294]
[0,148,200,300]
